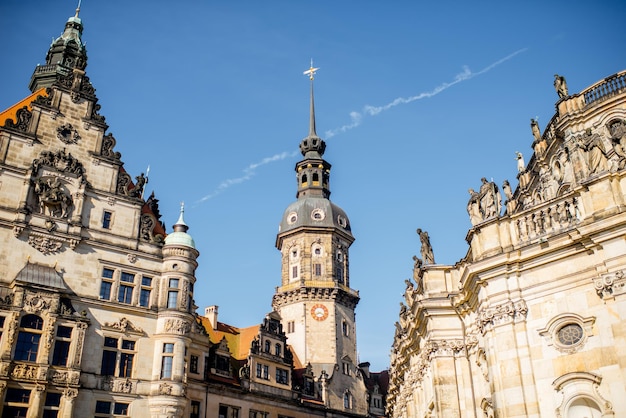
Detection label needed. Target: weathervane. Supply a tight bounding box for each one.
[303,59,319,80]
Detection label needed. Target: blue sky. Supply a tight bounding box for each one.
[1,0,625,371]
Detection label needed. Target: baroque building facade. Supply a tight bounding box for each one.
[387,71,626,417]
[0,8,387,418]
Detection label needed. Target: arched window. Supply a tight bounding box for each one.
[264,340,270,353]
[301,174,308,185]
[566,397,602,418]
[312,172,319,184]
[15,314,44,362]
[343,391,352,409]
[275,343,281,357]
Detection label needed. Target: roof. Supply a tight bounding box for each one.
[13,261,70,292]
[0,88,47,126]
[198,316,259,360]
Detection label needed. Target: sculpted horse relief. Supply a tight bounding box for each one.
[33,176,73,218]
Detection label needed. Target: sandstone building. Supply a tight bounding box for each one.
[0,8,387,418]
[387,71,626,417]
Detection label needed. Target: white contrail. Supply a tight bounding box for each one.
[197,150,299,203]
[325,48,528,138]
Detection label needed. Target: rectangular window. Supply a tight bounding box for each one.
[276,367,289,384]
[342,362,351,375]
[190,401,201,418]
[119,339,135,378]
[102,210,112,229]
[255,363,269,380]
[161,343,174,379]
[249,411,268,418]
[190,355,199,374]
[100,268,114,300]
[314,263,322,276]
[4,388,31,418]
[95,400,111,415]
[292,266,298,279]
[287,321,295,333]
[51,340,70,366]
[139,276,152,307]
[113,402,129,415]
[342,321,349,336]
[101,336,118,376]
[169,278,179,288]
[167,291,178,309]
[218,404,239,418]
[336,266,344,284]
[43,392,61,418]
[118,284,133,304]
[120,272,135,282]
[15,332,41,362]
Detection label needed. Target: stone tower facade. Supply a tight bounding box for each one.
[272,68,369,415]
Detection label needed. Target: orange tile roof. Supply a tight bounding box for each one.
[198,316,259,360]
[0,88,47,127]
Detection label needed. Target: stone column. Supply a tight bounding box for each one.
[60,388,78,418]
[26,385,45,418]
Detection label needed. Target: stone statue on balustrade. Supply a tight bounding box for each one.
[467,189,482,225]
[479,177,502,219]
[516,152,525,173]
[531,119,541,142]
[554,74,568,98]
[416,229,435,265]
[502,180,517,214]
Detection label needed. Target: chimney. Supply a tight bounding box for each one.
[359,361,371,378]
[205,305,218,330]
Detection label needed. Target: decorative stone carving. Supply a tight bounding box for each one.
[56,123,80,144]
[32,88,53,107]
[116,170,132,195]
[91,103,106,124]
[113,378,133,394]
[477,299,528,333]
[594,270,626,299]
[28,234,64,254]
[11,363,40,380]
[101,133,121,160]
[32,149,85,178]
[2,106,32,132]
[32,176,73,218]
[127,253,137,264]
[104,317,143,334]
[582,129,609,175]
[158,382,173,395]
[50,369,80,385]
[163,318,191,335]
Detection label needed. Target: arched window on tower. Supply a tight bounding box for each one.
[312,172,319,185]
[301,174,308,186]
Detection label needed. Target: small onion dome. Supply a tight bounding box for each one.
[164,203,196,249]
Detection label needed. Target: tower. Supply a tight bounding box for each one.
[272,65,368,414]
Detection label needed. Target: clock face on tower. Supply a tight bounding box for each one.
[311,304,329,321]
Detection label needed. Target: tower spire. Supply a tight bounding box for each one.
[75,0,82,17]
[303,59,319,138]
